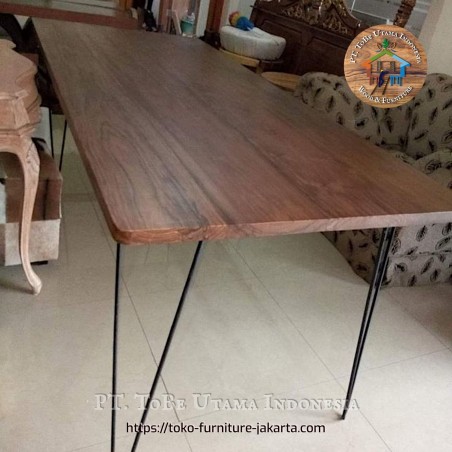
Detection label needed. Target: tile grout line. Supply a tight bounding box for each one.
[230,241,447,452]
[227,241,400,448]
[119,264,185,424]
[357,410,394,452]
[235,243,450,386]
[68,434,128,452]
[335,347,450,383]
[234,243,338,382]
[384,288,452,350]
[120,255,196,452]
[89,199,118,261]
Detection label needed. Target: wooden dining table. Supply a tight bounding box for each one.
[34,19,452,452]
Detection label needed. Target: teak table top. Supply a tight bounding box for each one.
[0,0,136,29]
[35,20,452,245]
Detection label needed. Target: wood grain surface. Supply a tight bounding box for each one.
[261,72,302,92]
[0,0,137,29]
[34,20,452,245]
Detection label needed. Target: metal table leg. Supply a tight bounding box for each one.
[110,241,204,451]
[342,227,396,419]
[111,227,394,448]
[111,243,122,452]
[59,119,67,171]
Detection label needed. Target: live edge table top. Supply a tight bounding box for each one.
[35,20,452,245]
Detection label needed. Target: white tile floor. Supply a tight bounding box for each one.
[1,116,451,452]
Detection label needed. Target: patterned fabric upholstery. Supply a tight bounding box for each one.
[295,73,381,144]
[295,72,452,286]
[405,75,452,159]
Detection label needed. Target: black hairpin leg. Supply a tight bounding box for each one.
[110,241,204,451]
[48,109,54,158]
[342,227,396,420]
[111,243,122,452]
[130,241,204,451]
[59,119,67,171]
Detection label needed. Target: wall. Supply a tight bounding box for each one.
[196,0,210,35]
[221,0,253,25]
[345,0,431,36]
[221,0,238,25]
[419,0,452,74]
[239,0,254,19]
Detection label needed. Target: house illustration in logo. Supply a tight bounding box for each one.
[362,39,411,88]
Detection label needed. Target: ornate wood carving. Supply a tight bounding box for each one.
[251,0,364,75]
[281,0,363,37]
[282,0,322,25]
[0,40,42,294]
[394,0,416,28]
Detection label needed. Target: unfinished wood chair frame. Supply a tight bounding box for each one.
[0,40,42,294]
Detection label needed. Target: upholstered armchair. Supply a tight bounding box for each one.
[295,72,452,286]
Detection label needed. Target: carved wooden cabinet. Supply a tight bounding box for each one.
[251,0,364,75]
[0,40,42,294]
[249,0,418,76]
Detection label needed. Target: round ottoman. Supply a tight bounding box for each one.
[220,25,286,61]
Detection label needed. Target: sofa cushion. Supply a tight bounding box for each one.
[412,148,452,189]
[324,228,452,286]
[379,145,416,165]
[393,223,452,256]
[377,106,412,150]
[386,252,452,286]
[405,73,452,159]
[295,72,380,143]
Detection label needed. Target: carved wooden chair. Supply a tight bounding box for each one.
[0,41,62,294]
[0,40,42,293]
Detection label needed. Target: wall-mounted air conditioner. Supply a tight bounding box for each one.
[345,0,432,36]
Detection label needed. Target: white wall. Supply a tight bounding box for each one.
[239,0,254,19]
[152,0,161,22]
[220,0,253,25]
[419,0,452,74]
[221,0,239,26]
[196,0,209,35]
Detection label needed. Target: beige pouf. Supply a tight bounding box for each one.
[220,25,286,61]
